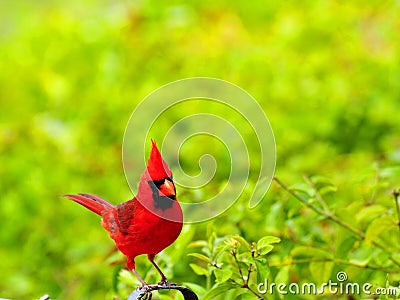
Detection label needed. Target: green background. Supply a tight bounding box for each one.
[1,1,399,299]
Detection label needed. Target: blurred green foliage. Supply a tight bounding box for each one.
[1,1,400,299]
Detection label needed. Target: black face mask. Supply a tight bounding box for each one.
[148,177,176,211]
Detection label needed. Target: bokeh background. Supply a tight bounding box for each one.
[1,1,399,299]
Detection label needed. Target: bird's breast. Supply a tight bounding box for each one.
[114,202,183,257]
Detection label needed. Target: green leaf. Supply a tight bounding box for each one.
[257,236,281,247]
[265,202,285,232]
[379,166,400,179]
[257,236,280,255]
[214,268,233,283]
[311,175,334,186]
[289,183,314,197]
[309,261,334,285]
[182,282,207,296]
[336,236,357,258]
[238,251,252,263]
[318,185,337,195]
[365,215,396,245]
[231,235,250,249]
[348,245,374,266]
[213,243,231,260]
[355,205,387,225]
[274,265,289,284]
[188,253,211,263]
[374,251,391,267]
[112,264,122,293]
[258,245,274,255]
[255,257,270,284]
[310,176,337,194]
[202,282,237,300]
[235,293,257,300]
[208,232,217,249]
[291,246,333,259]
[118,269,136,285]
[189,263,209,276]
[189,240,208,248]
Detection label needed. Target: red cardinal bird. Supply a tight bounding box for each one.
[64,141,183,286]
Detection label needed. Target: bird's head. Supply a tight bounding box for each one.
[138,140,178,211]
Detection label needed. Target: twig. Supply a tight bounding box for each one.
[245,247,256,286]
[246,264,252,286]
[247,285,263,299]
[393,189,400,239]
[273,177,365,237]
[303,175,330,213]
[273,177,400,268]
[230,250,263,299]
[231,250,245,284]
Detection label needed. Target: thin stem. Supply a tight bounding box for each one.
[206,271,211,291]
[245,264,252,286]
[231,250,245,285]
[393,189,400,239]
[273,177,364,237]
[244,266,263,299]
[273,177,400,268]
[230,250,263,299]
[245,247,256,286]
[303,175,330,213]
[246,285,263,299]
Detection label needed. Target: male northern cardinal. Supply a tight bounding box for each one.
[64,141,183,286]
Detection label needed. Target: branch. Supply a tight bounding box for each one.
[231,250,245,284]
[273,177,364,237]
[303,175,330,213]
[393,189,400,239]
[230,249,263,299]
[127,284,198,300]
[273,177,400,268]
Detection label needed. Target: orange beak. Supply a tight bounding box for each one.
[159,179,176,197]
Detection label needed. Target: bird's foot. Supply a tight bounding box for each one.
[157,278,177,288]
[137,284,154,299]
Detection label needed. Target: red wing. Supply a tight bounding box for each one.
[116,199,136,235]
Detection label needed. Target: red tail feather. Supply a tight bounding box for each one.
[64,194,114,215]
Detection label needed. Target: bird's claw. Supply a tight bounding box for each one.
[157,278,177,288]
[137,284,154,299]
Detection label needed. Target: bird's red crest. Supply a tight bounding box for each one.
[146,140,172,180]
